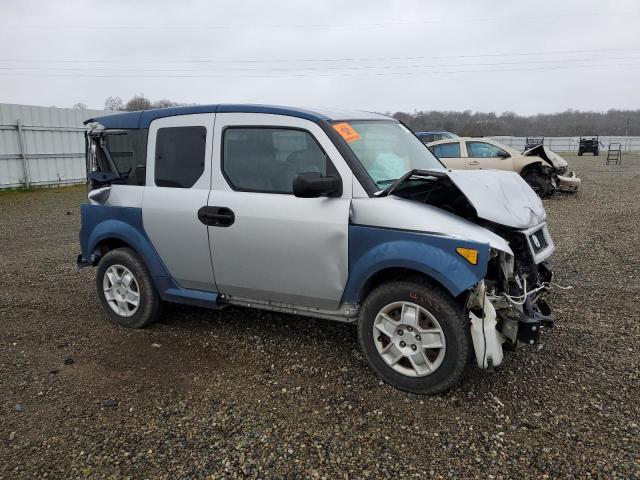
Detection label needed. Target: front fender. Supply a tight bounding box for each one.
[342,225,490,303]
[79,204,169,277]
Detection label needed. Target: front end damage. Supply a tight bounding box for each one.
[466,226,555,369]
[524,144,581,194]
[378,169,558,370]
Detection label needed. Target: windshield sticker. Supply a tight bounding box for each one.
[332,122,361,143]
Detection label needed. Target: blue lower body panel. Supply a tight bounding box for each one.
[153,277,223,310]
[342,224,490,303]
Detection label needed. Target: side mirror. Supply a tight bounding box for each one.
[497,150,510,158]
[293,172,341,198]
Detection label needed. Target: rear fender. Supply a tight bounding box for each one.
[79,204,169,277]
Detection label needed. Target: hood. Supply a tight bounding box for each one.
[379,169,546,230]
[523,145,568,169]
[445,169,546,229]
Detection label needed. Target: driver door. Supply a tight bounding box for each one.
[465,140,513,171]
[206,113,353,310]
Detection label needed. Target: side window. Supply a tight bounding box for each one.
[155,127,206,188]
[430,142,461,158]
[466,141,507,158]
[222,127,332,193]
[96,129,148,185]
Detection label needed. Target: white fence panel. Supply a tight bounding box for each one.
[0,103,110,189]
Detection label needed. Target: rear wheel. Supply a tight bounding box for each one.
[96,248,161,328]
[358,280,472,395]
[522,170,552,198]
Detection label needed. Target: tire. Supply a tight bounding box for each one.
[358,279,472,395]
[96,247,161,328]
[522,170,552,198]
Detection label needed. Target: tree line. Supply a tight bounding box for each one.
[392,109,640,136]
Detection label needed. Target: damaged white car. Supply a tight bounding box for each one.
[78,105,557,394]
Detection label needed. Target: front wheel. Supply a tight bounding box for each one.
[96,248,161,328]
[358,280,472,395]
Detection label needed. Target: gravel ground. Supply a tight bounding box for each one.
[1,154,639,479]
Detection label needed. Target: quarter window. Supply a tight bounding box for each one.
[465,141,508,158]
[155,127,206,188]
[222,128,331,193]
[430,142,461,158]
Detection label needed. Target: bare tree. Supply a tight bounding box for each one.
[152,99,183,109]
[123,94,152,112]
[72,102,88,109]
[104,96,124,111]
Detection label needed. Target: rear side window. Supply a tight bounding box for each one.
[430,142,461,158]
[222,127,331,193]
[94,129,148,185]
[155,127,206,188]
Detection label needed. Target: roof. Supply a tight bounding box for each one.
[86,104,391,129]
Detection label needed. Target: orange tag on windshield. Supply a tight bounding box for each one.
[333,122,361,143]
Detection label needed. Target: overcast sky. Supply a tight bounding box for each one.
[1,0,639,114]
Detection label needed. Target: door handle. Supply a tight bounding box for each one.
[468,161,479,165]
[198,206,235,227]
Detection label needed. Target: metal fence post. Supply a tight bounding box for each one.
[16,119,30,188]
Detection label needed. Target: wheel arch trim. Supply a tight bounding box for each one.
[80,204,169,278]
[342,224,490,304]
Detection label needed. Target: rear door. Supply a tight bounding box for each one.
[429,141,465,169]
[206,113,353,309]
[142,114,216,292]
[465,140,514,171]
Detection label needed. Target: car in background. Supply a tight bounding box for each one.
[415,130,458,144]
[427,137,581,197]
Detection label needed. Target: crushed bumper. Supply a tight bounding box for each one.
[468,261,555,369]
[556,171,581,192]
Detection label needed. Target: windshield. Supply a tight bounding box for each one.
[333,120,444,189]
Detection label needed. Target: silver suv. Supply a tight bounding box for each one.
[78,105,556,394]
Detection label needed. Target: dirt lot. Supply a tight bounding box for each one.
[1,154,639,479]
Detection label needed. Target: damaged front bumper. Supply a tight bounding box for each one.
[467,224,556,370]
[467,270,554,370]
[556,171,581,193]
